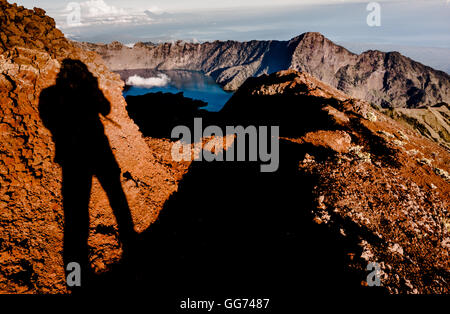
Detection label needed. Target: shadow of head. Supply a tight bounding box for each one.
[56,59,99,89]
[39,58,112,164]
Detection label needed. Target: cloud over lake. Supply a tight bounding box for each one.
[126,74,171,87]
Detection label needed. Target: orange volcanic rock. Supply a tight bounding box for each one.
[245,69,348,101]
[301,130,352,154]
[0,1,189,293]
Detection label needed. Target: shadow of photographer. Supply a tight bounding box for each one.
[39,59,136,288]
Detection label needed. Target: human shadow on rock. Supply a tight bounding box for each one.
[39,59,136,289]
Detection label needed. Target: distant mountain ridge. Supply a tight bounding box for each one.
[76,32,450,109]
[339,43,450,75]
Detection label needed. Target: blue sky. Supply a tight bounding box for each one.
[13,0,450,46]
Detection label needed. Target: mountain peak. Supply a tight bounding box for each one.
[83,32,450,108]
[289,31,326,44]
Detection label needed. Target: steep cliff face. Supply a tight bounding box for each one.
[0,0,189,293]
[77,39,294,92]
[77,32,450,109]
[219,70,450,294]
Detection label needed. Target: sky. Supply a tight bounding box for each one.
[11,0,449,45]
[11,0,450,71]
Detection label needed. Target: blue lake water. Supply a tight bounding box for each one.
[119,70,233,112]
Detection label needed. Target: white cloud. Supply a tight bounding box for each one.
[61,0,154,28]
[81,0,125,17]
[126,74,171,87]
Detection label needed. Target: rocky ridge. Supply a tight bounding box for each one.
[220,70,450,294]
[77,33,450,109]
